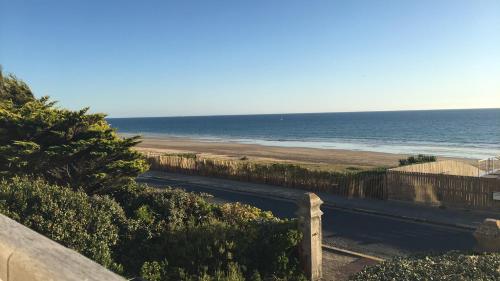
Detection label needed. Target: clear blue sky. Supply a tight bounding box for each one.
[1,0,499,117]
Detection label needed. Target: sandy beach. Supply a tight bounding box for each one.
[134,135,411,171]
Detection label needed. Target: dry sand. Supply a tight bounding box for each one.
[134,136,407,170]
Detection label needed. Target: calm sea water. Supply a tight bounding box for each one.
[108,109,500,159]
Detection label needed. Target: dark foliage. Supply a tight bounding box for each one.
[0,72,148,193]
[399,154,437,166]
[0,68,35,106]
[0,178,304,280]
[350,251,500,281]
[104,183,304,280]
[0,177,126,272]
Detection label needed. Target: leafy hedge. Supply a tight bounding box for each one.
[0,177,125,272]
[398,154,437,166]
[0,177,305,280]
[350,251,500,281]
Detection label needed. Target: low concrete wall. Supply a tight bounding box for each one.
[0,214,125,281]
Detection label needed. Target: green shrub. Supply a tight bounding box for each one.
[350,251,500,281]
[104,183,304,280]
[0,177,126,272]
[399,154,437,166]
[141,260,248,281]
[0,177,304,280]
[161,152,198,159]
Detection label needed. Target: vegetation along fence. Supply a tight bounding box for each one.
[386,170,500,211]
[145,153,387,200]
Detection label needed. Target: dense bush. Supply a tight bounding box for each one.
[0,70,148,193]
[0,177,125,272]
[399,154,437,166]
[0,177,304,280]
[105,183,304,280]
[350,251,500,281]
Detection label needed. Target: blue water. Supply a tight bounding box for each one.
[108,109,500,159]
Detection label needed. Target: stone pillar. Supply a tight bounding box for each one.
[473,218,500,252]
[297,192,323,281]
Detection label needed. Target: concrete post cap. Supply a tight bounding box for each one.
[299,192,324,206]
[296,193,324,217]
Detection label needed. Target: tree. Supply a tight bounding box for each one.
[0,70,148,193]
[0,67,35,106]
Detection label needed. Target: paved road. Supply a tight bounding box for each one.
[138,177,476,258]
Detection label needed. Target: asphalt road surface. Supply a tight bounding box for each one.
[138,176,476,258]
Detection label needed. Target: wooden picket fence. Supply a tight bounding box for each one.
[386,170,500,211]
[144,153,500,211]
[145,153,387,200]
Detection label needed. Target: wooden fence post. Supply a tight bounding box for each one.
[297,192,323,281]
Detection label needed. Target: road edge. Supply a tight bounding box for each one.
[141,175,477,231]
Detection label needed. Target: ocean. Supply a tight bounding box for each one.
[107,109,500,159]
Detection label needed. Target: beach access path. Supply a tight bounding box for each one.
[139,171,498,258]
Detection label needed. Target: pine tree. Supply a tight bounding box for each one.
[0,69,148,193]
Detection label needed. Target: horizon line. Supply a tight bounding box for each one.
[106,107,500,119]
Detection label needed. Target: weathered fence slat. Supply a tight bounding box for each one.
[145,154,386,200]
[386,170,500,211]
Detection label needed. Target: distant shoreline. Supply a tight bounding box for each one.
[109,109,500,160]
[130,134,475,171]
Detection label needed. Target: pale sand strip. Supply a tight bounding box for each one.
[134,136,407,169]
